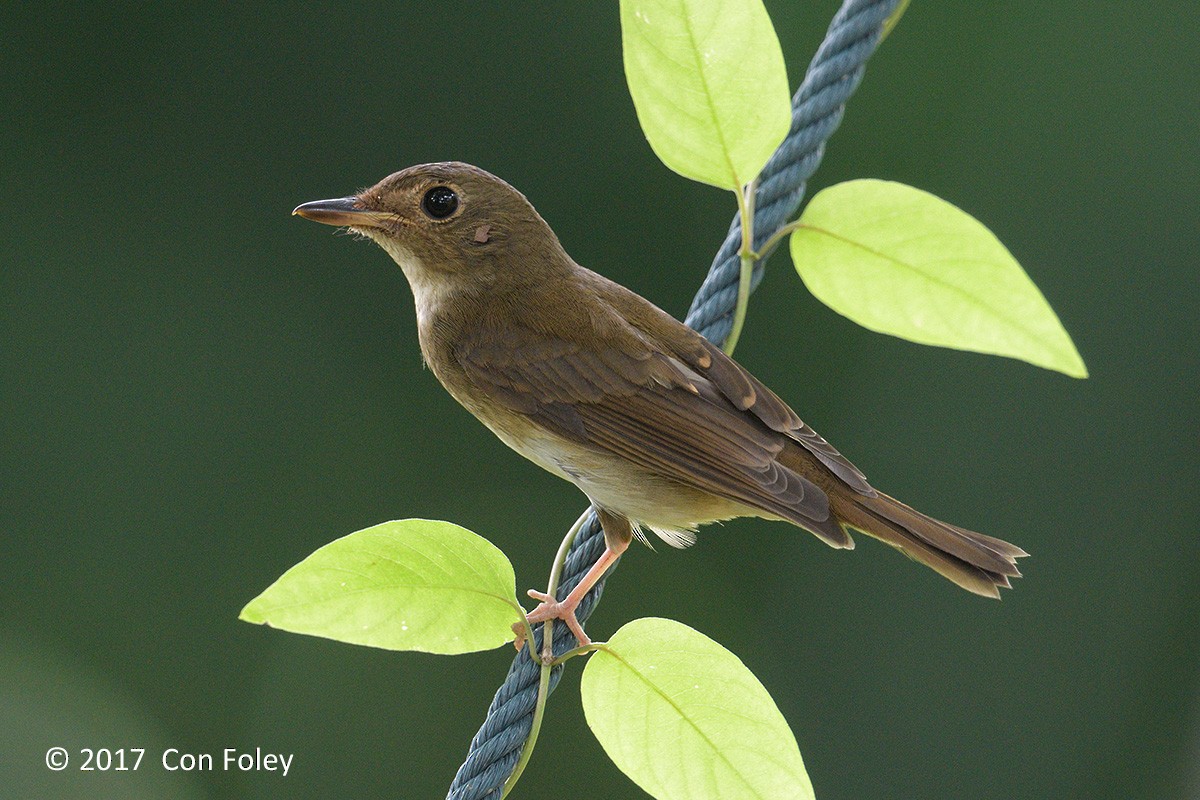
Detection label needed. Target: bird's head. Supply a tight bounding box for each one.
[294,162,567,297]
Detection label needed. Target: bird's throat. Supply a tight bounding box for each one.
[364,230,468,332]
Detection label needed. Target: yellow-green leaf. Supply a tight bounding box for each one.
[621,0,792,190]
[240,519,521,655]
[582,618,813,800]
[791,179,1087,377]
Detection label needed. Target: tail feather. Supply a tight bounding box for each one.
[946,523,1030,560]
[833,491,1026,598]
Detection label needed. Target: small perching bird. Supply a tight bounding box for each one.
[294,162,1026,646]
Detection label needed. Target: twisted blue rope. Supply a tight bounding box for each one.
[446,2,900,797]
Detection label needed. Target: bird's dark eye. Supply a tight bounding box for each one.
[421,186,459,219]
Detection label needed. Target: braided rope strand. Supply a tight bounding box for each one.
[446,2,899,797]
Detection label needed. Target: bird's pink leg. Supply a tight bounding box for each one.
[513,539,627,653]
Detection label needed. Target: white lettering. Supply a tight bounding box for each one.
[163,749,212,771]
[221,747,292,775]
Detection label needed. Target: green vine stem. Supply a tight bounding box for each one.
[723,180,758,357]
[537,507,591,663]
[500,661,552,799]
[500,507,593,798]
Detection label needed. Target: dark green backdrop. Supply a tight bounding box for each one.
[3,3,1197,798]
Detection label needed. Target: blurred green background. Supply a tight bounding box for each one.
[2,2,1196,798]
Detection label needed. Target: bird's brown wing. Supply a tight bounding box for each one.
[683,336,876,496]
[582,276,875,495]
[454,320,851,547]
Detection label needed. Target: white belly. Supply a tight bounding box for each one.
[489,419,753,546]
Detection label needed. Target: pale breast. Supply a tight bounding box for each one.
[469,400,754,536]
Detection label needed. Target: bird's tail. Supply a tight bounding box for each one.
[832,491,1028,598]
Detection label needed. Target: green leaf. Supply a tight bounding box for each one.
[620,0,792,190]
[239,519,522,655]
[790,179,1088,377]
[581,618,813,800]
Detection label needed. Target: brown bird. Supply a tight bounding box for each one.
[294,162,1026,646]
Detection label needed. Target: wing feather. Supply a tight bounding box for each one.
[691,339,876,495]
[455,322,852,547]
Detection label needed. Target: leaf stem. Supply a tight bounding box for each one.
[755,218,807,263]
[550,641,608,667]
[723,182,757,356]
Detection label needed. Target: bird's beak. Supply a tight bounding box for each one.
[292,197,392,228]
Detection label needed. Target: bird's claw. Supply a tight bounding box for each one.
[511,588,591,655]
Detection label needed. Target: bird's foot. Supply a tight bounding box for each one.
[511,589,591,655]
